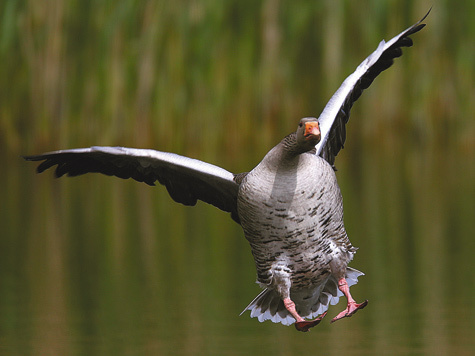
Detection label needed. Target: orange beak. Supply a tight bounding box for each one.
[304,121,321,140]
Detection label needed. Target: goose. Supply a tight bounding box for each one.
[24,11,429,332]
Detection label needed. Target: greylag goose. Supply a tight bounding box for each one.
[24,11,429,332]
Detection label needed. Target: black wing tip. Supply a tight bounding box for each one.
[22,154,54,174]
[399,9,431,40]
[421,7,432,23]
[23,154,44,161]
[402,8,431,38]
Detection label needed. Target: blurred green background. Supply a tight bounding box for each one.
[1,0,474,355]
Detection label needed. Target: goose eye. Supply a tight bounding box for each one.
[299,122,303,127]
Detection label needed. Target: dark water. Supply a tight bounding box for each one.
[1,1,475,355]
[1,140,474,355]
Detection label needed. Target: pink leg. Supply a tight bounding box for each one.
[284,298,327,332]
[331,278,368,323]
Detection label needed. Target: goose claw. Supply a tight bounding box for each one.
[294,312,327,332]
[331,299,368,323]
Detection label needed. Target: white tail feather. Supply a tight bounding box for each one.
[241,267,364,326]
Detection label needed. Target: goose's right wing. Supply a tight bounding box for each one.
[24,146,242,223]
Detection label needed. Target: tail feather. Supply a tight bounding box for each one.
[241,267,364,326]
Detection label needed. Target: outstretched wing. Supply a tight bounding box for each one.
[316,9,430,167]
[24,146,241,223]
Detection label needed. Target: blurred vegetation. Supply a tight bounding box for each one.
[1,0,474,355]
[1,1,473,160]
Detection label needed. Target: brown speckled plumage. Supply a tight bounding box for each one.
[238,128,359,324]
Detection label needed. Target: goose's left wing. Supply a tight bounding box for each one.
[316,10,430,167]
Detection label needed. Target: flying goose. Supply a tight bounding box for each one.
[24,11,429,332]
